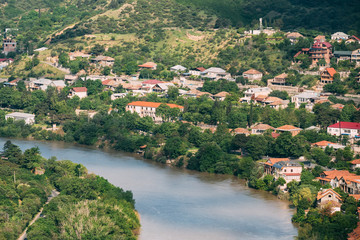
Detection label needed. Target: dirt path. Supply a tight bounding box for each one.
[18,190,60,240]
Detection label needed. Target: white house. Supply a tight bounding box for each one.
[272,160,302,184]
[291,91,320,108]
[69,87,88,99]
[203,67,232,80]
[126,101,184,122]
[331,32,349,41]
[351,159,360,170]
[170,65,187,72]
[111,93,127,100]
[5,112,35,125]
[327,122,360,138]
[242,87,272,103]
[317,188,342,213]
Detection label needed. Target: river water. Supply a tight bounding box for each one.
[0,138,297,240]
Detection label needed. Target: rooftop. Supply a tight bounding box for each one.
[127,101,184,109]
[328,122,360,130]
[72,87,87,92]
[276,125,302,131]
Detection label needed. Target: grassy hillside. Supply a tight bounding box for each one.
[176,0,360,34]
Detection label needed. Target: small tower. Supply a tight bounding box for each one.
[259,18,263,32]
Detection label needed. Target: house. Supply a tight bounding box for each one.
[311,140,345,150]
[50,80,66,91]
[251,123,274,135]
[314,35,326,42]
[170,65,187,72]
[231,128,250,136]
[333,51,352,61]
[189,67,206,76]
[331,103,345,110]
[338,175,360,194]
[69,87,88,99]
[286,32,304,43]
[152,83,176,93]
[264,158,290,174]
[68,51,91,60]
[317,188,342,213]
[268,73,288,85]
[29,78,53,91]
[138,62,157,70]
[126,101,184,122]
[2,38,16,55]
[352,49,360,63]
[64,75,78,84]
[203,67,232,80]
[276,125,302,136]
[351,159,360,170]
[111,93,127,100]
[184,89,212,98]
[317,170,356,188]
[102,79,120,91]
[346,35,360,44]
[291,91,320,108]
[3,79,19,88]
[0,58,14,70]
[272,161,302,184]
[5,112,35,125]
[243,87,272,102]
[91,56,115,67]
[212,91,229,101]
[327,122,360,138]
[331,32,349,41]
[242,69,263,82]
[321,67,337,84]
[261,96,289,110]
[309,41,333,65]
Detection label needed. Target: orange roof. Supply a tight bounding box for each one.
[127,101,184,109]
[314,35,326,40]
[317,188,342,201]
[321,170,356,180]
[265,158,290,166]
[348,223,360,240]
[350,194,360,201]
[264,96,283,103]
[351,159,360,165]
[243,69,262,75]
[102,79,116,86]
[252,123,274,130]
[312,140,337,147]
[138,62,157,68]
[255,95,267,101]
[276,125,302,131]
[72,87,87,92]
[275,73,288,79]
[232,128,250,135]
[331,103,344,110]
[213,91,229,98]
[326,67,337,77]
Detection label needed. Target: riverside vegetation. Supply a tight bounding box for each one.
[0,141,139,240]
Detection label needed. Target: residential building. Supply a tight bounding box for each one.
[203,67,232,80]
[268,73,288,85]
[212,91,229,101]
[188,67,206,76]
[331,32,349,41]
[327,122,360,138]
[316,188,342,213]
[276,125,302,136]
[286,32,304,43]
[251,123,274,135]
[264,158,290,175]
[291,91,320,108]
[242,69,263,82]
[50,80,66,91]
[331,103,345,110]
[68,51,91,61]
[338,175,360,194]
[91,56,115,67]
[152,83,175,93]
[170,65,187,72]
[311,140,345,150]
[272,161,302,184]
[126,101,184,122]
[184,89,212,98]
[317,170,356,188]
[352,49,360,63]
[346,35,360,44]
[231,128,250,136]
[102,79,120,91]
[5,112,35,125]
[314,35,326,42]
[2,38,16,55]
[321,67,337,84]
[243,87,272,101]
[351,159,360,170]
[333,51,352,61]
[28,78,53,91]
[64,75,78,84]
[309,41,333,65]
[138,62,157,70]
[69,87,88,99]
[111,93,127,100]
[261,96,289,110]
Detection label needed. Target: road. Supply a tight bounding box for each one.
[17,189,60,240]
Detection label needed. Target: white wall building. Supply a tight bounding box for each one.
[291,91,320,108]
[5,112,35,125]
[327,122,360,138]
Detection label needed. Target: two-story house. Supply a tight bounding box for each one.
[327,122,360,138]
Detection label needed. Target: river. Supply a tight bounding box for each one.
[0,138,298,240]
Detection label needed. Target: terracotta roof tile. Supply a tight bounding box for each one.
[127,101,184,109]
[72,87,87,92]
[326,68,337,77]
[243,69,262,75]
[276,125,302,131]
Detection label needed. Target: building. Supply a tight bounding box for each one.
[260,96,289,110]
[68,51,91,61]
[321,67,337,84]
[102,79,120,91]
[242,69,263,82]
[333,51,352,61]
[351,159,360,170]
[317,170,356,188]
[331,32,349,41]
[212,91,229,101]
[91,56,115,67]
[268,73,288,86]
[243,87,272,102]
[291,91,320,108]
[346,35,360,44]
[276,125,302,136]
[170,65,187,72]
[352,49,360,63]
[138,62,157,70]
[64,75,78,84]
[264,158,290,174]
[327,122,360,138]
[126,101,184,121]
[314,35,326,42]
[2,38,16,55]
[311,140,345,150]
[69,87,88,99]
[111,93,127,100]
[264,158,302,185]
[188,67,206,76]
[203,67,232,80]
[316,188,342,213]
[5,112,35,125]
[50,80,66,91]
[231,128,250,136]
[286,32,304,43]
[309,41,333,65]
[251,123,274,135]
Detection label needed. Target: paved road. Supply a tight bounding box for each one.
[17,189,60,240]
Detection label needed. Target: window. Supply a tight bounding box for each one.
[291,169,293,172]
[328,195,332,198]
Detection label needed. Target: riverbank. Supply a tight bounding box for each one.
[0,137,298,240]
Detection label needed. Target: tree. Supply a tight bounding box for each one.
[167,87,179,101]
[163,136,187,159]
[245,135,268,160]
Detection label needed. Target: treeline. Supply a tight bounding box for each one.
[0,141,139,239]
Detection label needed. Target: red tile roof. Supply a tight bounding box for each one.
[72,87,87,92]
[197,67,206,72]
[276,125,302,131]
[317,188,342,201]
[351,159,360,165]
[127,101,184,109]
[328,122,360,130]
[312,140,337,147]
[283,173,301,176]
[142,80,164,85]
[138,62,157,68]
[271,132,280,138]
[326,67,337,77]
[243,69,262,75]
[265,158,290,166]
